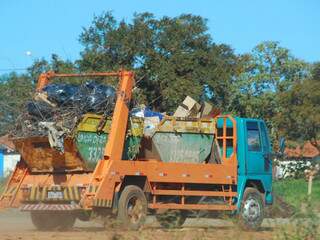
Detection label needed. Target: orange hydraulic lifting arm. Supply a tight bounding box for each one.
[104,71,135,160]
[80,70,135,208]
[36,71,122,91]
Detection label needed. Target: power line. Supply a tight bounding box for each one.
[0,68,28,72]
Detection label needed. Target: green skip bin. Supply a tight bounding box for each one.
[75,114,143,169]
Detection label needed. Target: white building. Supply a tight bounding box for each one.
[0,135,20,178]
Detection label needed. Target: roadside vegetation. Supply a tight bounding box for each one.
[273,178,320,210]
[275,199,320,240]
[272,178,320,240]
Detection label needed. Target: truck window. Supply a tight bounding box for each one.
[246,122,261,152]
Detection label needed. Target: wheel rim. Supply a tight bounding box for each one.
[126,196,144,224]
[242,197,261,222]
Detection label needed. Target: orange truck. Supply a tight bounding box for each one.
[0,70,273,230]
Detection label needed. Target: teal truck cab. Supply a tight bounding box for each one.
[235,117,273,229]
[217,116,273,227]
[236,118,273,207]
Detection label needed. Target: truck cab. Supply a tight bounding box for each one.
[237,118,273,206]
[215,117,273,229]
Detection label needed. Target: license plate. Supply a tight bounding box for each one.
[47,191,63,199]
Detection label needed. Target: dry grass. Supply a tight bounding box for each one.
[0,178,6,194]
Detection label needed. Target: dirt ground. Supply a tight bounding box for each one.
[0,209,290,240]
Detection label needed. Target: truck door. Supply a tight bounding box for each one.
[245,121,271,175]
[259,121,272,174]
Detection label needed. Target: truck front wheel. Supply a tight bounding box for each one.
[117,185,148,230]
[238,187,264,230]
[31,212,76,231]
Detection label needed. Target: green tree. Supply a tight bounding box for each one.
[276,63,320,151]
[78,12,239,111]
[0,12,316,147]
[231,41,309,140]
[28,54,77,83]
[0,73,34,135]
[0,54,77,135]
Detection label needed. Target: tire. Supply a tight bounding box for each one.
[238,187,264,231]
[31,212,76,231]
[156,210,187,229]
[117,185,148,230]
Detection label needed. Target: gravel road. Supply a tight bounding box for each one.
[0,209,289,240]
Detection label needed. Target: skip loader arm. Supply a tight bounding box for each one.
[81,70,135,209]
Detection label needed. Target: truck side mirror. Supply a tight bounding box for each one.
[279,137,285,154]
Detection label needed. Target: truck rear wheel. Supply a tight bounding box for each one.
[31,212,76,231]
[117,185,147,230]
[156,210,187,228]
[238,187,264,230]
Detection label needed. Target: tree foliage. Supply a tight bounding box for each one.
[276,63,320,151]
[78,12,239,111]
[0,12,317,148]
[0,73,34,133]
[230,41,309,141]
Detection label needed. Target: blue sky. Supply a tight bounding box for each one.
[0,0,319,74]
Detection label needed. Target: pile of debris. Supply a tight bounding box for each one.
[11,88,216,153]
[132,96,219,137]
[11,81,116,150]
[173,96,220,118]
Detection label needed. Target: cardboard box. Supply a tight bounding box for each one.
[173,96,201,118]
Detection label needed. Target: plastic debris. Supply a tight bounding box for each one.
[131,106,163,136]
[26,100,54,119]
[143,116,160,136]
[11,81,116,141]
[42,81,116,113]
